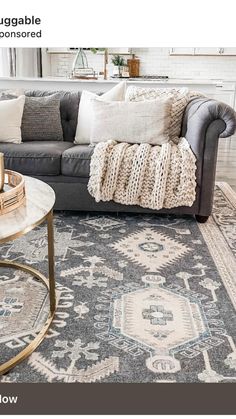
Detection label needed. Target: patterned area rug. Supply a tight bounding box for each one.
[0,182,236,383]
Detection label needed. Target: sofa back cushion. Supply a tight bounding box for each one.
[25,90,81,142]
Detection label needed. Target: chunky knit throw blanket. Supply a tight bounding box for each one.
[88,138,196,210]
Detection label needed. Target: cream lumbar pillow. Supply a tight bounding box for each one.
[90,97,172,145]
[125,86,191,141]
[0,95,25,143]
[74,81,126,144]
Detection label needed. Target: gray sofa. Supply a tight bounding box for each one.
[0,90,236,222]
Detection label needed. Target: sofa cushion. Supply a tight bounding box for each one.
[62,145,94,177]
[0,141,74,176]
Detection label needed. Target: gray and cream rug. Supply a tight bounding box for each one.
[0,182,236,383]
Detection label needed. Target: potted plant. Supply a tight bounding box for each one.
[111,55,125,77]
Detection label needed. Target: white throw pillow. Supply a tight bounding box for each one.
[125,86,191,141]
[90,97,172,145]
[0,95,25,143]
[74,81,126,144]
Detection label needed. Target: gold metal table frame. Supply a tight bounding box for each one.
[0,209,56,375]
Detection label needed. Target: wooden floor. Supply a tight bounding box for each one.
[216,135,236,191]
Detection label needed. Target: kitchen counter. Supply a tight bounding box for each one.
[0,76,231,85]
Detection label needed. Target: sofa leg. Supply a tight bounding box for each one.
[195,215,209,223]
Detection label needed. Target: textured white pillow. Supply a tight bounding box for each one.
[90,97,172,145]
[74,81,126,144]
[0,95,25,143]
[125,86,191,141]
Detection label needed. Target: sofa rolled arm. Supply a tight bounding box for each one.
[182,97,236,140]
[181,98,236,217]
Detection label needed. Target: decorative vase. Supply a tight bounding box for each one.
[0,153,4,192]
[73,48,88,70]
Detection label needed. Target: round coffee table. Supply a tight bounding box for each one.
[0,176,56,375]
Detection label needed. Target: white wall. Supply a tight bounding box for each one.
[45,48,236,80]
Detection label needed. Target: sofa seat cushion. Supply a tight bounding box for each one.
[0,141,74,176]
[62,145,94,177]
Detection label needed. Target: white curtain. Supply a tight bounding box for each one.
[0,48,41,77]
[0,48,11,77]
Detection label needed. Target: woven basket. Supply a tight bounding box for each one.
[0,170,26,215]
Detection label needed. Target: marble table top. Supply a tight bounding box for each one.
[0,176,55,243]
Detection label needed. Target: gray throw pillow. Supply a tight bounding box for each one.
[21,95,63,141]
